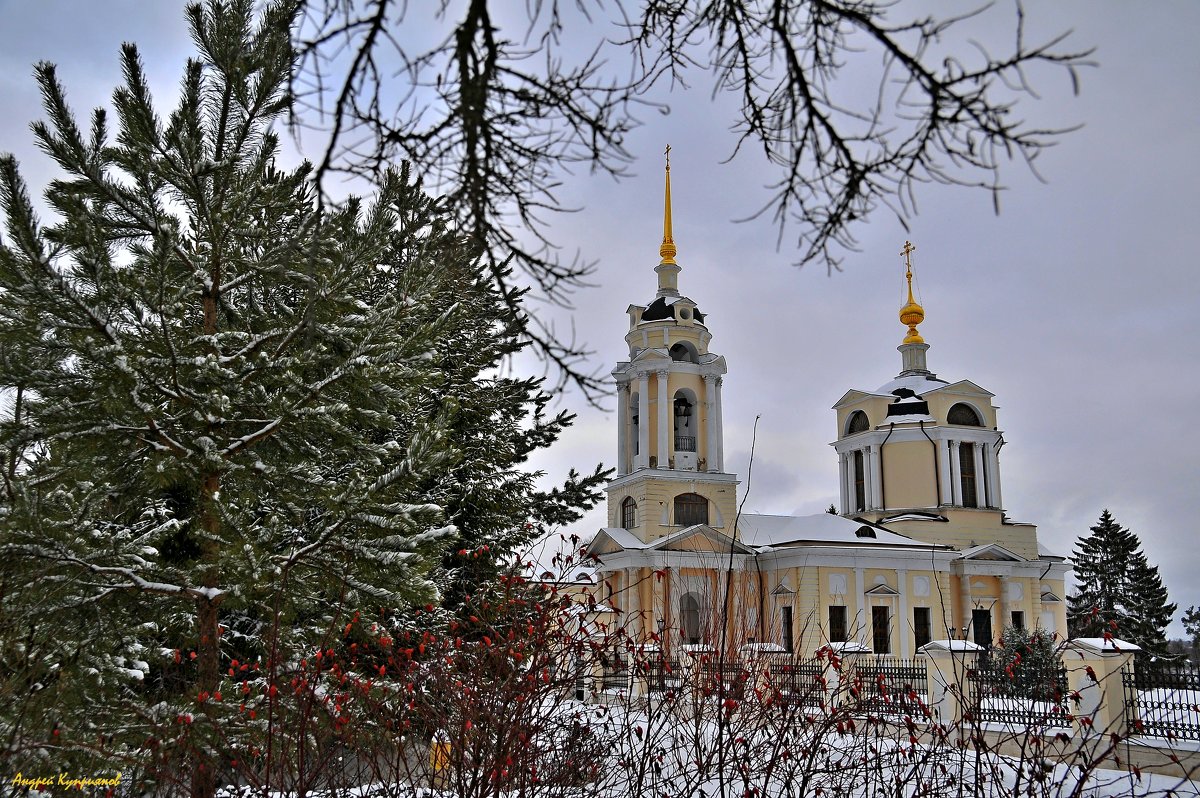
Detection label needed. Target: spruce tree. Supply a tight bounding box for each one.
[1067,509,1176,667]
[0,0,603,790]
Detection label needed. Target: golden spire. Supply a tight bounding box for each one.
[899,240,925,344]
[659,144,677,265]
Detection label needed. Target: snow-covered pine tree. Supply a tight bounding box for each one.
[1067,509,1176,667]
[0,0,603,790]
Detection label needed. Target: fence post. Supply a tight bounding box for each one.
[1063,637,1140,739]
[739,642,787,697]
[829,641,871,708]
[919,640,983,726]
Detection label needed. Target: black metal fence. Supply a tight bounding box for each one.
[696,659,749,700]
[853,657,929,716]
[1124,664,1200,741]
[601,656,629,691]
[768,658,828,708]
[966,651,1070,728]
[637,657,681,693]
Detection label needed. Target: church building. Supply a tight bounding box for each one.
[581,156,1069,658]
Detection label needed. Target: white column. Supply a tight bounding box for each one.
[972,442,986,508]
[998,575,1009,632]
[637,372,649,469]
[897,569,910,658]
[961,571,974,641]
[855,567,867,645]
[948,439,961,506]
[937,438,952,506]
[989,443,1004,510]
[704,374,718,472]
[839,452,850,514]
[869,443,883,510]
[617,383,629,475]
[714,377,725,471]
[656,369,670,468]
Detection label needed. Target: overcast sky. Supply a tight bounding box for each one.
[2,2,1198,636]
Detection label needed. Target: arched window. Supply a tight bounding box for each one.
[680,593,702,644]
[620,497,636,530]
[948,403,983,426]
[846,410,869,435]
[673,390,696,452]
[674,493,709,526]
[669,342,698,363]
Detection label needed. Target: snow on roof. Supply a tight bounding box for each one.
[737,512,939,549]
[875,374,950,396]
[1069,637,1141,653]
[881,512,947,523]
[597,526,651,550]
[739,643,788,654]
[827,641,872,654]
[1037,541,1066,560]
[919,639,984,652]
[881,411,936,424]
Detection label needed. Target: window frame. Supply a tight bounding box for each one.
[620,496,636,530]
[828,605,848,643]
[674,492,709,527]
[872,605,891,655]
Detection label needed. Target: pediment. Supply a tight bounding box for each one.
[584,527,646,558]
[630,348,670,365]
[865,584,900,596]
[959,543,1023,562]
[935,380,995,399]
[651,524,753,555]
[1041,590,1063,603]
[832,389,874,409]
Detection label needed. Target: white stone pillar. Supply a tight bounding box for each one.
[948,439,961,506]
[972,442,986,508]
[839,452,850,514]
[714,377,725,471]
[656,369,670,468]
[897,569,910,658]
[989,443,1004,510]
[617,383,630,475]
[637,372,649,469]
[961,571,974,641]
[869,443,883,510]
[937,438,952,506]
[998,575,1009,633]
[704,374,718,472]
[855,567,867,645]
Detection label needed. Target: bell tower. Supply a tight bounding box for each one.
[606,148,738,543]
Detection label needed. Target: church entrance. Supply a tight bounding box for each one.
[971,608,993,647]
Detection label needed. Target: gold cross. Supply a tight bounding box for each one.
[665,144,671,170]
[900,240,916,270]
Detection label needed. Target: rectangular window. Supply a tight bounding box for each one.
[913,607,932,650]
[872,606,891,654]
[828,605,847,643]
[781,606,794,652]
[1011,610,1025,631]
[960,442,978,508]
[853,451,866,512]
[972,608,993,646]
